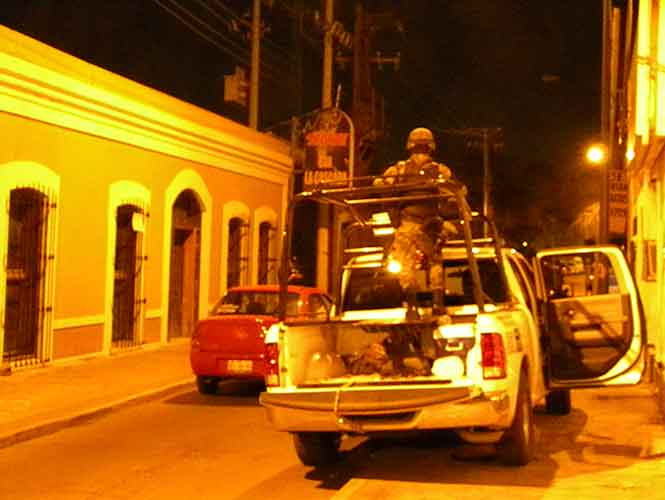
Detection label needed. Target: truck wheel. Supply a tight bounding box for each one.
[292,432,341,466]
[545,389,571,415]
[196,376,219,395]
[498,371,535,466]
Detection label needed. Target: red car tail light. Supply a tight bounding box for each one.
[191,324,201,350]
[480,333,506,379]
[265,342,280,386]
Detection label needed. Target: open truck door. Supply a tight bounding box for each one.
[534,245,646,388]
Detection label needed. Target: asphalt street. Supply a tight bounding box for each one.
[0,379,663,500]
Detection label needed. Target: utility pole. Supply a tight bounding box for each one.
[346,3,399,177]
[482,129,490,221]
[441,127,502,221]
[316,0,334,291]
[249,0,261,129]
[321,0,334,109]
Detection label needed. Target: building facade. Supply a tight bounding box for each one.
[618,0,665,412]
[0,26,290,370]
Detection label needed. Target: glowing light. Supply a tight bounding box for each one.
[372,227,395,236]
[626,149,635,161]
[586,145,607,164]
[522,241,528,247]
[387,260,402,274]
[370,211,391,225]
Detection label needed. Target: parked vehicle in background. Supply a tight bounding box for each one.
[190,285,332,394]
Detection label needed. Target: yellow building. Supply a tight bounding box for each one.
[0,27,292,369]
[620,0,665,411]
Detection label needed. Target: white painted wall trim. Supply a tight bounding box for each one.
[145,309,161,319]
[220,201,250,294]
[103,180,151,354]
[53,315,105,330]
[0,27,292,186]
[0,161,60,363]
[160,169,212,344]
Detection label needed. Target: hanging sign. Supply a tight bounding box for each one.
[608,167,628,235]
[302,108,354,190]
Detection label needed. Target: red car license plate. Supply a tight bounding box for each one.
[227,360,253,374]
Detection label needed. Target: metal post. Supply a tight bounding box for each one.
[316,0,334,291]
[599,0,612,243]
[482,128,490,221]
[321,0,334,109]
[249,0,260,129]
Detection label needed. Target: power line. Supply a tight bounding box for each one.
[196,0,297,64]
[152,0,246,65]
[167,0,293,84]
[152,0,294,87]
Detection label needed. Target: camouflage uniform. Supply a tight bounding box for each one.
[374,128,456,311]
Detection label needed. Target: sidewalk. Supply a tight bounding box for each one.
[0,340,195,449]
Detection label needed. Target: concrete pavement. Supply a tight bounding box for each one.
[0,340,195,449]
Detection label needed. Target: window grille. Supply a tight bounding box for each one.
[3,187,50,367]
[258,222,278,284]
[643,240,657,281]
[227,217,248,288]
[112,204,144,349]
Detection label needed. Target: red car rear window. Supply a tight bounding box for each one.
[211,291,300,316]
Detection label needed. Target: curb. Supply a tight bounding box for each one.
[0,378,195,450]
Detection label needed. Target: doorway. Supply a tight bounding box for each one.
[168,190,201,339]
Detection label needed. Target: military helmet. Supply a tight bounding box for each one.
[406,127,436,152]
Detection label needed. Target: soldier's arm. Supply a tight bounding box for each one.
[374,165,398,185]
[437,163,452,180]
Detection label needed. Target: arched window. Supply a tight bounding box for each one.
[227,217,247,288]
[257,221,277,284]
[0,162,59,366]
[4,188,51,366]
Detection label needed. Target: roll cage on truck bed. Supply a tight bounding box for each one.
[262,173,646,467]
[276,175,500,320]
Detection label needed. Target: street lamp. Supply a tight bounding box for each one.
[586,144,607,164]
[585,143,609,243]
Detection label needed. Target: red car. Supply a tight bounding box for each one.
[190,285,332,394]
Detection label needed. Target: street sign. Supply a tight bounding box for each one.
[301,108,354,190]
[608,167,628,236]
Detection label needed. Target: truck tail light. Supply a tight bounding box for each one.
[264,342,280,386]
[480,333,506,379]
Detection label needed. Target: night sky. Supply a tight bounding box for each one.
[1,0,603,247]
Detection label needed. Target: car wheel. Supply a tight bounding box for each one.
[498,370,535,466]
[292,432,341,466]
[545,389,571,415]
[196,376,219,395]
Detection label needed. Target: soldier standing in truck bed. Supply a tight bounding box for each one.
[374,127,461,315]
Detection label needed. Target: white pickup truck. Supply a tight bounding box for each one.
[259,177,646,467]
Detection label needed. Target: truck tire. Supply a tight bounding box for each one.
[293,432,341,466]
[196,376,219,395]
[498,371,535,466]
[545,389,571,415]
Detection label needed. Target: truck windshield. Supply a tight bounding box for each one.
[342,257,507,311]
[444,258,507,305]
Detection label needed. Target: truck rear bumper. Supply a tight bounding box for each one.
[259,386,511,434]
